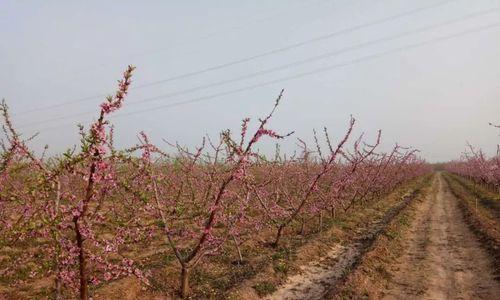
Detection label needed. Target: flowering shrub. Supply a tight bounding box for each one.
[1,66,147,299]
[444,139,500,190]
[0,67,430,299]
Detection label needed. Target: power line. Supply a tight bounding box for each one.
[17,7,500,128]
[24,21,500,134]
[92,7,500,107]
[43,0,333,82]
[112,23,500,116]
[14,0,459,116]
[126,0,459,86]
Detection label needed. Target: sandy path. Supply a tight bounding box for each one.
[383,173,500,299]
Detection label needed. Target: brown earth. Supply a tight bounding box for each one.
[262,187,425,300]
[382,173,499,299]
[269,172,499,300]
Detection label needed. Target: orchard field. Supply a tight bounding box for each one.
[1,67,499,299]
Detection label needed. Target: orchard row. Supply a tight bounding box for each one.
[0,66,431,299]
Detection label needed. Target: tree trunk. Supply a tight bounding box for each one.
[318,211,323,231]
[54,267,62,300]
[54,179,63,300]
[300,217,305,235]
[232,235,243,264]
[75,219,88,300]
[180,266,190,298]
[273,225,285,248]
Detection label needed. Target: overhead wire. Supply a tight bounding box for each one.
[14,0,460,116]
[17,5,496,129]
[23,21,500,134]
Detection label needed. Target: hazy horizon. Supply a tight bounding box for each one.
[2,0,500,162]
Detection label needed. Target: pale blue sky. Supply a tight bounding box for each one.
[1,0,500,162]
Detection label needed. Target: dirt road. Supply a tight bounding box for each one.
[383,173,499,299]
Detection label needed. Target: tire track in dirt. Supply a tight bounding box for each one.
[265,190,420,300]
[383,173,499,299]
